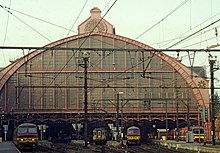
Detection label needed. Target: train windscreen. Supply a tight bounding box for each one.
[193,128,204,134]
[128,129,140,134]
[18,127,37,134]
[18,128,28,134]
[28,127,37,133]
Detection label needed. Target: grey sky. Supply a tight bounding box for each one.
[0,0,220,89]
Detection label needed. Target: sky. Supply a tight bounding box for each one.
[0,0,220,90]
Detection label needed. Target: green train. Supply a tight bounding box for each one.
[93,127,110,145]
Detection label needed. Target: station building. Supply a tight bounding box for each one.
[0,7,212,140]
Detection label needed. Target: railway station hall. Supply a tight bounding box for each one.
[0,7,217,143]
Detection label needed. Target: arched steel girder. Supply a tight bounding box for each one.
[158,53,209,107]
[0,32,208,108]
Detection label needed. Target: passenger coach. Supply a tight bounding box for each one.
[126,126,141,145]
[13,123,38,149]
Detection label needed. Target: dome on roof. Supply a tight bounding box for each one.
[90,7,101,14]
[78,7,114,34]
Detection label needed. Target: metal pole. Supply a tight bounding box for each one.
[83,54,89,147]
[4,132,6,141]
[176,98,179,141]
[116,93,119,142]
[121,99,124,145]
[175,79,179,141]
[165,92,168,139]
[187,93,190,131]
[209,57,216,145]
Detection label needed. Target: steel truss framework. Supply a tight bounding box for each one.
[0,32,210,125]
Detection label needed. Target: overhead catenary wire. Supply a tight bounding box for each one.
[16,47,206,95]
[29,0,118,105]
[0,0,217,106]
[147,0,220,53]
[163,5,220,49]
[48,0,118,86]
[128,0,190,80]
[61,0,119,73]
[182,35,220,49]
[149,8,220,73]
[66,0,88,36]
[0,0,217,118]
[165,25,220,49]
[0,46,220,52]
[150,22,220,48]
[0,5,51,42]
[77,0,118,48]
[102,0,113,12]
[0,0,217,81]
[167,18,220,49]
[135,0,190,40]
[0,43,217,86]
[1,0,11,65]
[149,5,220,49]
[2,5,77,33]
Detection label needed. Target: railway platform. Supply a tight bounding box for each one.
[0,141,19,153]
[157,140,220,153]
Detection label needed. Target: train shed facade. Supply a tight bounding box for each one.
[0,7,210,136]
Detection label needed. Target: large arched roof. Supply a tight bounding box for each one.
[0,32,209,107]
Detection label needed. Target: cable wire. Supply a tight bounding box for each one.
[167,18,220,49]
[66,0,88,36]
[1,1,11,65]
[135,0,189,39]
[50,0,118,83]
[161,11,220,48]
[3,5,77,33]
[0,6,51,42]
[30,0,118,105]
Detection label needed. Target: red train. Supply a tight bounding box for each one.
[13,123,38,149]
[126,126,141,145]
[167,126,205,142]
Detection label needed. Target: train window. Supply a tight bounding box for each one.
[29,127,37,133]
[193,128,204,134]
[98,130,101,136]
[128,129,139,134]
[18,128,28,133]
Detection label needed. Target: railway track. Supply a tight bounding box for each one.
[36,141,120,153]
[125,142,197,153]
[128,145,156,153]
[18,143,68,153]
[20,140,197,153]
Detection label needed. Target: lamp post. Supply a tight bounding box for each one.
[209,55,218,146]
[153,123,156,139]
[116,91,124,142]
[83,52,90,147]
[165,92,168,139]
[175,79,179,142]
[187,93,190,131]
[120,96,125,146]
